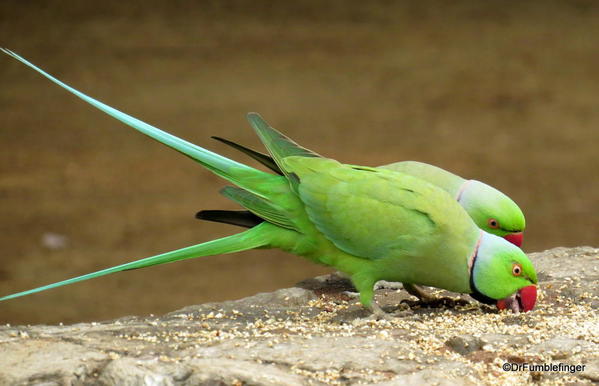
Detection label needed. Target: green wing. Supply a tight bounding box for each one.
[240,118,457,260]
[286,157,449,260]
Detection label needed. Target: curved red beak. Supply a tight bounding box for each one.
[497,285,537,313]
[503,232,523,247]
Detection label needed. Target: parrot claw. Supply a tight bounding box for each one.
[402,283,437,303]
[401,297,471,309]
[342,290,360,299]
[402,283,471,309]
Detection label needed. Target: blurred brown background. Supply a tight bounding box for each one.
[1,1,597,325]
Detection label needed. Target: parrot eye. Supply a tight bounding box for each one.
[488,218,499,229]
[512,263,522,276]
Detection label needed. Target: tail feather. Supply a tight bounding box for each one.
[221,186,299,231]
[196,209,263,228]
[212,136,282,175]
[1,48,269,197]
[0,50,300,302]
[0,224,272,302]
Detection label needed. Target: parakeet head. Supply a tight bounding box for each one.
[458,180,525,247]
[469,232,537,312]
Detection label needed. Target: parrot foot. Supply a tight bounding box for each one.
[342,291,360,299]
[402,283,470,309]
[374,280,403,291]
[402,283,437,303]
[401,296,471,309]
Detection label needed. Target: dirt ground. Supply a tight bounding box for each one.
[0,1,597,325]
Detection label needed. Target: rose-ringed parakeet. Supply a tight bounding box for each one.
[0,49,538,313]
[209,139,526,247]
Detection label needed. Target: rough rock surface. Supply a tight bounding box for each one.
[0,246,597,385]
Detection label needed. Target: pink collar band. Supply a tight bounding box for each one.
[468,230,484,272]
[455,180,472,203]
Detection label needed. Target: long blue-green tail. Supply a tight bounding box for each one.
[0,49,290,302]
[0,48,270,197]
[0,224,272,302]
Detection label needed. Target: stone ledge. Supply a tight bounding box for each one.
[0,247,597,385]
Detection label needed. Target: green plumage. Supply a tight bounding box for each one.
[0,49,536,313]
[380,161,525,237]
[380,161,465,197]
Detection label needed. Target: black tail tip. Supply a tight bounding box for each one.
[195,210,263,228]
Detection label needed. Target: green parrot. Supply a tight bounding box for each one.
[0,49,538,313]
[206,137,526,302]
[209,138,526,247]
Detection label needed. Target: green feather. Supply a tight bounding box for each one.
[220,186,299,231]
[212,136,283,175]
[0,224,273,302]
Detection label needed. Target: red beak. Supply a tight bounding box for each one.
[503,232,523,247]
[497,285,537,313]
